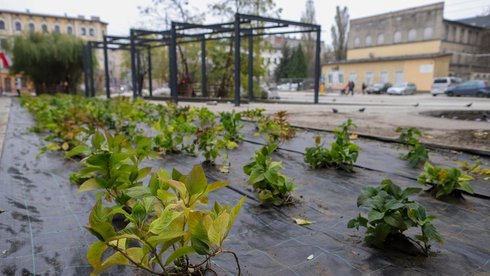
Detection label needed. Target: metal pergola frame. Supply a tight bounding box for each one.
[84,13,321,106]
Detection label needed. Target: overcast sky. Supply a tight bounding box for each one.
[1,0,489,43]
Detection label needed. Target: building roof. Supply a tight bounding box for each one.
[456,14,490,29]
[323,53,452,66]
[0,9,108,25]
[350,2,444,23]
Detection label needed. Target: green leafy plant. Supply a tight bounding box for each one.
[195,124,237,165]
[220,111,244,143]
[256,111,296,146]
[418,162,474,198]
[304,119,359,171]
[395,127,429,167]
[243,144,295,206]
[153,115,197,155]
[83,164,245,275]
[348,179,442,256]
[240,108,265,121]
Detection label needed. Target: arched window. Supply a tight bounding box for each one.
[0,20,4,30]
[408,29,417,41]
[54,25,60,33]
[365,35,372,46]
[89,28,95,36]
[354,37,360,48]
[15,22,22,31]
[81,27,86,36]
[393,31,402,43]
[28,22,35,32]
[377,33,384,45]
[67,26,73,34]
[41,24,48,33]
[424,27,433,39]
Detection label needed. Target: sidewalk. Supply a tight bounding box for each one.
[0,97,11,158]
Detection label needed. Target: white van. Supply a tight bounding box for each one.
[431,77,462,96]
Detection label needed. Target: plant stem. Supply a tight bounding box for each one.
[221,250,241,276]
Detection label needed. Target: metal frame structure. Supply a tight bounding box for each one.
[83,13,321,106]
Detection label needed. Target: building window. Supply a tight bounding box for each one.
[42,24,48,33]
[15,22,22,32]
[377,33,384,45]
[0,20,4,30]
[365,72,373,85]
[460,29,465,43]
[468,30,472,44]
[349,72,357,83]
[393,31,402,43]
[354,37,360,48]
[424,27,433,40]
[89,28,95,36]
[29,23,35,32]
[67,26,73,34]
[81,27,86,36]
[380,71,388,83]
[408,29,417,41]
[451,26,456,41]
[54,25,60,33]
[365,35,372,46]
[474,32,479,44]
[395,70,404,84]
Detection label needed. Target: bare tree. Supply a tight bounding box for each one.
[300,0,317,78]
[331,6,349,61]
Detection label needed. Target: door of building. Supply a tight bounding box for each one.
[4,77,11,92]
[395,71,404,84]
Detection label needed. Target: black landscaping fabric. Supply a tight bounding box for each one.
[0,99,488,275]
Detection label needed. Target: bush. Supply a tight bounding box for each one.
[395,127,429,167]
[418,162,474,198]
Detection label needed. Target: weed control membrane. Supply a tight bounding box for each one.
[0,99,489,275]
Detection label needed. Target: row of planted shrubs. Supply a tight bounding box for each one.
[20,94,484,273]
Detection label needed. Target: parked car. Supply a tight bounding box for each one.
[445,80,490,97]
[366,82,391,94]
[387,82,417,95]
[431,77,462,96]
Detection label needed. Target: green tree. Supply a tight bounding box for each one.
[289,45,307,79]
[274,42,291,81]
[300,0,317,77]
[331,6,349,61]
[11,32,84,94]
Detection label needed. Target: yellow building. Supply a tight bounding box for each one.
[322,2,489,92]
[0,9,107,93]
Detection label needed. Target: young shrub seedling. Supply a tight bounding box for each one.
[348,179,443,256]
[256,110,296,146]
[83,164,245,275]
[395,127,429,167]
[220,111,244,143]
[418,162,474,198]
[243,144,296,206]
[304,119,359,171]
[240,108,266,122]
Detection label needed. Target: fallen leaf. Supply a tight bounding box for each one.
[292,217,313,225]
[61,142,69,151]
[307,254,314,260]
[219,165,230,174]
[349,133,358,140]
[425,135,433,139]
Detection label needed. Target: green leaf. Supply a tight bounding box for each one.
[383,211,406,229]
[206,181,228,193]
[149,207,181,234]
[93,251,128,274]
[164,246,195,266]
[457,181,474,194]
[65,144,91,158]
[368,210,384,222]
[79,178,102,192]
[208,212,230,246]
[92,132,105,149]
[422,223,443,243]
[131,204,146,224]
[137,167,152,180]
[186,165,207,196]
[87,241,107,270]
[126,186,152,198]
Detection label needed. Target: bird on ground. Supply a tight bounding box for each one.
[332,108,338,113]
[358,107,366,112]
[466,103,473,107]
[413,103,419,107]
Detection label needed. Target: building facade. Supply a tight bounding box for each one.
[322,2,490,92]
[0,9,107,93]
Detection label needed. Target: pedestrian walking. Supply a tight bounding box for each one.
[348,81,355,96]
[362,82,367,95]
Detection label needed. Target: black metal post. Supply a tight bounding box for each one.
[88,42,95,97]
[234,13,241,107]
[147,47,153,97]
[248,31,253,101]
[81,44,89,97]
[103,35,111,98]
[136,49,141,97]
[130,29,138,98]
[314,27,321,104]
[201,36,207,98]
[169,22,178,103]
